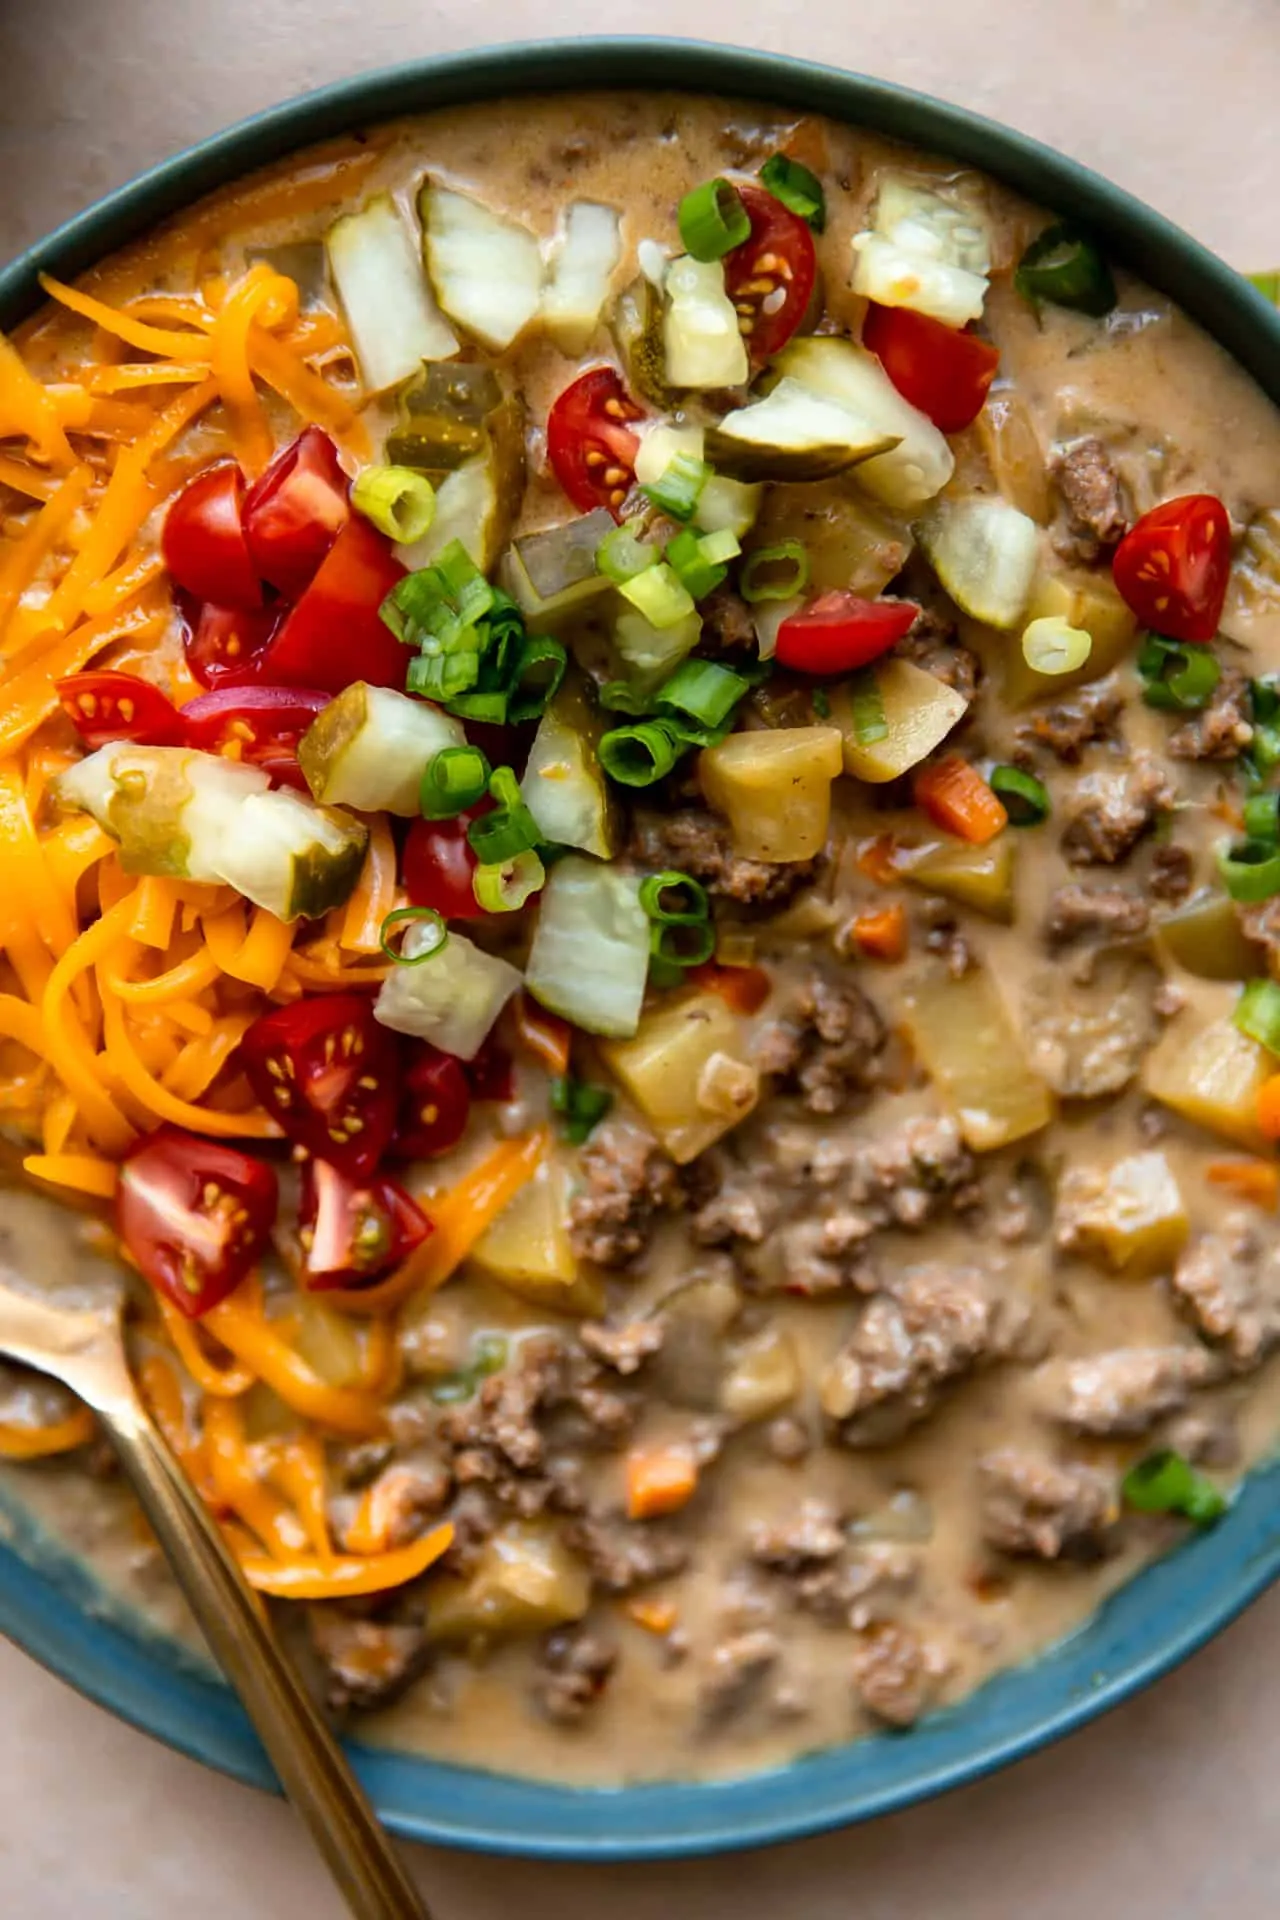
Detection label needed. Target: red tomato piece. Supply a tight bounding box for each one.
[57,670,183,749]
[546,367,645,520]
[242,426,351,600]
[161,464,262,610]
[402,805,491,921]
[116,1125,277,1319]
[298,1158,431,1290]
[774,592,919,674]
[261,515,407,693]
[180,685,330,790]
[724,182,818,363]
[180,596,284,689]
[466,1032,515,1103]
[1112,494,1231,643]
[391,1044,472,1159]
[861,303,1000,434]
[238,993,399,1179]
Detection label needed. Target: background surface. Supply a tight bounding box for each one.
[1,2,1278,1913]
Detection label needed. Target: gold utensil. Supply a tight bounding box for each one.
[0,1270,431,1920]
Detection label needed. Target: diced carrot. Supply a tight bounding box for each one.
[625,1444,699,1521]
[1257,1074,1280,1142]
[1206,1157,1280,1210]
[512,993,572,1075]
[913,755,1009,845]
[850,903,908,962]
[855,833,902,885]
[687,961,772,1016]
[625,1597,678,1635]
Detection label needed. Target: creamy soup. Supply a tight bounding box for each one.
[2,90,1280,1789]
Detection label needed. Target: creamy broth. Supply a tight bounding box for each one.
[5,89,1280,1789]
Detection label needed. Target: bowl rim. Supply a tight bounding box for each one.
[3,34,1280,1862]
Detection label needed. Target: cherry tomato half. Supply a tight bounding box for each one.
[546,367,645,520]
[861,303,1000,434]
[466,1032,515,1103]
[774,592,919,674]
[180,597,284,689]
[724,182,818,364]
[402,804,491,921]
[239,993,399,1179]
[57,670,184,749]
[391,1044,472,1159]
[161,464,262,611]
[1112,494,1231,644]
[261,515,407,693]
[298,1158,431,1290]
[180,684,330,790]
[116,1125,277,1319]
[242,427,350,600]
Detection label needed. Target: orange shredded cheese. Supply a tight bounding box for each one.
[0,464,94,637]
[0,1406,95,1460]
[210,266,297,476]
[0,335,75,468]
[37,273,216,361]
[22,1151,118,1200]
[235,1522,454,1600]
[340,815,399,955]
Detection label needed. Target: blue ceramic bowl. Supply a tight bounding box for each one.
[3,37,1280,1861]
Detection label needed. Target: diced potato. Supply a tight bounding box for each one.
[720,1328,801,1422]
[1056,1151,1189,1276]
[426,1521,591,1644]
[1143,1014,1271,1150]
[903,835,1016,922]
[602,992,757,1164]
[748,482,913,596]
[902,967,1056,1150]
[974,390,1052,524]
[830,659,969,783]
[469,1159,604,1317]
[699,726,843,862]
[996,568,1138,707]
[1155,891,1263,983]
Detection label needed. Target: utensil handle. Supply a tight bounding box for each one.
[94,1381,430,1920]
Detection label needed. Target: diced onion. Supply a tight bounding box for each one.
[325,193,458,393]
[375,928,521,1059]
[525,857,649,1038]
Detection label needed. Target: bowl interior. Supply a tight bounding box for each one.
[3,36,1280,1860]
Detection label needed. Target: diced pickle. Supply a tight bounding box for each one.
[397,395,526,576]
[1143,1015,1271,1149]
[611,273,681,410]
[426,1521,591,1644]
[602,992,758,1164]
[903,835,1016,921]
[520,688,617,859]
[720,1328,801,1422]
[1155,891,1263,983]
[749,482,912,596]
[699,725,843,862]
[500,510,617,628]
[469,1159,605,1318]
[1056,1151,1189,1276]
[902,966,1056,1150]
[974,389,1053,524]
[385,362,504,475]
[830,659,968,783]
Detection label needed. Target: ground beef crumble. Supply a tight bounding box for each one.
[1059,753,1175,866]
[1046,884,1150,947]
[851,1622,937,1727]
[308,1606,431,1714]
[979,1448,1118,1560]
[1169,1226,1280,1372]
[1167,668,1253,761]
[754,971,886,1116]
[1033,1345,1219,1436]
[885,599,981,701]
[532,1626,618,1724]
[628,808,818,911]
[1048,436,1130,562]
[569,1126,682,1268]
[1017,677,1124,764]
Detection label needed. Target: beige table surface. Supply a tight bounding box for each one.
[2,2,1279,1913]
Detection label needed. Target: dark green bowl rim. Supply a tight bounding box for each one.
[3,37,1279,1862]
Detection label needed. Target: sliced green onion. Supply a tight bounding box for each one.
[471,1333,509,1376]
[444,688,509,723]
[1122,1450,1227,1524]
[383,538,498,700]
[665,526,728,601]
[1233,976,1280,1051]
[1014,223,1117,317]
[1252,722,1280,775]
[618,561,697,629]
[473,848,546,912]
[812,687,831,719]
[699,527,742,566]
[678,177,751,262]
[598,680,654,716]
[759,152,825,231]
[1219,840,1280,904]
[352,464,436,543]
[599,718,683,787]
[642,450,712,524]
[846,671,888,746]
[1138,635,1221,712]
[656,659,747,732]
[550,1073,614,1145]
[739,539,810,604]
[639,868,711,926]
[379,905,448,965]
[990,764,1051,825]
[466,765,542,863]
[649,918,717,968]
[420,743,490,819]
[1243,792,1280,842]
[1021,616,1092,677]
[597,520,660,585]
[506,635,568,725]
[1251,676,1280,723]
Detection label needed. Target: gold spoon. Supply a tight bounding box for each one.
[0,1267,431,1920]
